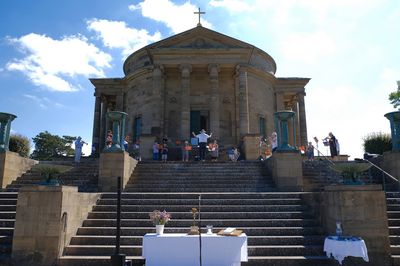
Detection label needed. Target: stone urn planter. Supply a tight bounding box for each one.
[31,164,72,185]
[385,111,400,151]
[329,162,372,185]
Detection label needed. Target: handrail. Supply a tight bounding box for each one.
[356,158,399,183]
[313,146,336,165]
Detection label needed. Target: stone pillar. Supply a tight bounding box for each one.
[236,65,249,136]
[152,65,164,136]
[0,112,17,152]
[243,134,261,160]
[12,186,99,266]
[208,64,220,139]
[321,185,391,265]
[99,96,108,151]
[275,92,285,111]
[99,152,137,191]
[91,95,101,156]
[180,64,192,140]
[270,151,303,191]
[115,92,124,111]
[298,92,308,147]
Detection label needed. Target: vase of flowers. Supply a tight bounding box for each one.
[149,210,171,235]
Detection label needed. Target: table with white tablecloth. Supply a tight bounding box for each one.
[142,233,248,266]
[324,236,369,265]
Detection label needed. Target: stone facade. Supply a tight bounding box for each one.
[90,26,310,158]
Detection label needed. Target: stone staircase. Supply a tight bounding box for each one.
[126,161,274,192]
[5,159,99,192]
[386,191,400,266]
[0,159,99,261]
[59,161,336,266]
[0,192,17,261]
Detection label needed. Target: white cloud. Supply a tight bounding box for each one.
[209,0,254,12]
[6,33,111,92]
[130,0,212,34]
[23,94,65,109]
[87,19,162,58]
[280,32,336,63]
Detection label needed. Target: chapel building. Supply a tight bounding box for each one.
[90,25,310,156]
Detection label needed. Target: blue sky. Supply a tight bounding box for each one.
[0,0,399,157]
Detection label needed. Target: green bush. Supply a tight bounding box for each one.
[362,132,392,155]
[9,134,30,157]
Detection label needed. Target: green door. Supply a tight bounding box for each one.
[190,111,201,136]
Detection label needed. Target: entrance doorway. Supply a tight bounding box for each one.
[190,111,209,136]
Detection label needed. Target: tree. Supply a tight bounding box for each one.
[31,131,76,160]
[9,134,30,157]
[362,132,392,155]
[389,81,400,110]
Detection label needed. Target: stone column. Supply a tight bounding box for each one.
[236,65,249,136]
[180,64,192,140]
[275,92,285,111]
[152,65,164,135]
[208,64,220,139]
[91,95,101,156]
[99,96,108,151]
[116,92,124,111]
[298,92,308,147]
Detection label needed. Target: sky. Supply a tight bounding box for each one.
[0,0,399,158]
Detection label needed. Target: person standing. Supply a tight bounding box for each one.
[152,141,160,161]
[182,140,191,162]
[74,137,86,163]
[192,129,212,161]
[327,132,338,158]
[210,140,219,161]
[162,144,168,162]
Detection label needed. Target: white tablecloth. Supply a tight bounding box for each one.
[142,233,248,266]
[324,236,369,265]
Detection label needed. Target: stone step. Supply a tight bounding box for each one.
[0,199,17,205]
[96,198,302,205]
[58,255,340,266]
[0,212,15,219]
[387,205,400,211]
[0,206,16,212]
[0,193,18,199]
[389,219,400,226]
[63,244,324,257]
[92,205,306,212]
[76,226,322,236]
[69,235,325,246]
[391,235,400,245]
[123,187,276,192]
[0,220,14,228]
[0,228,13,236]
[81,218,318,228]
[388,211,400,219]
[0,235,12,245]
[100,192,303,200]
[87,211,312,220]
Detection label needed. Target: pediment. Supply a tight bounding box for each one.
[149,26,253,50]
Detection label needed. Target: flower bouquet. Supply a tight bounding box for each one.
[149,210,171,225]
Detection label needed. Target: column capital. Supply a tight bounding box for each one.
[208,64,220,77]
[152,64,164,75]
[179,64,192,77]
[235,64,248,76]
